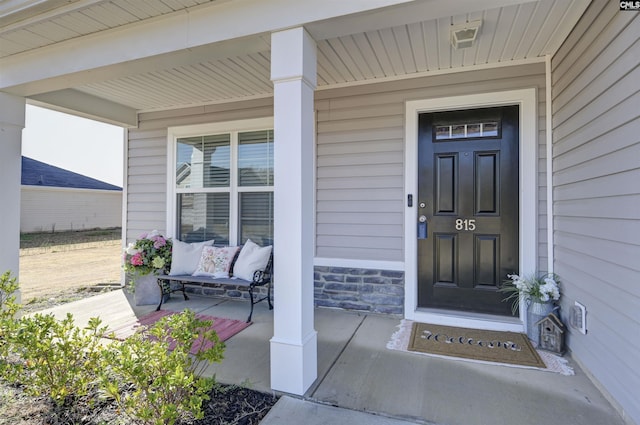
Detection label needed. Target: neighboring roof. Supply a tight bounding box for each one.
[21,156,122,191]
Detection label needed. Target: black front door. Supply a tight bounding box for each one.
[417,106,519,316]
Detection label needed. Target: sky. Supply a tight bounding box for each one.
[21,105,125,187]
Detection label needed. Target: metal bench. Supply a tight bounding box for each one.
[156,251,273,322]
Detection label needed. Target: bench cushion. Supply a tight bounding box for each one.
[193,245,240,278]
[233,239,273,281]
[169,239,214,276]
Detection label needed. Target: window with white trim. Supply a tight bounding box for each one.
[173,125,274,247]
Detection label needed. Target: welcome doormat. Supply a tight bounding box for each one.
[387,320,574,375]
[107,310,251,355]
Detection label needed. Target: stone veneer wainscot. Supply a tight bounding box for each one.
[184,284,270,303]
[314,266,404,315]
[180,266,404,316]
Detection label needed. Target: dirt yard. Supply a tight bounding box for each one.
[18,229,123,308]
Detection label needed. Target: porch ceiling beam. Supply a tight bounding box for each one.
[2,36,270,99]
[0,0,413,95]
[29,89,137,127]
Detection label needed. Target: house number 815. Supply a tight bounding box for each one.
[455,219,476,231]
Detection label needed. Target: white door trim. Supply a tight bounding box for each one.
[404,88,538,332]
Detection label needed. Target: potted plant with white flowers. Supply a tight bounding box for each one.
[123,230,172,305]
[501,272,561,345]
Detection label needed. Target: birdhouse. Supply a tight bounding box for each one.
[536,313,565,355]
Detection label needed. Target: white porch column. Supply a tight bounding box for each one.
[270,27,317,395]
[0,93,25,298]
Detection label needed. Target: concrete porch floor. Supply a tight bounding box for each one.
[37,290,626,425]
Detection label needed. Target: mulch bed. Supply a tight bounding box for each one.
[186,385,278,425]
[0,380,278,425]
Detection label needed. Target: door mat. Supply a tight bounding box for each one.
[107,310,251,355]
[387,320,574,375]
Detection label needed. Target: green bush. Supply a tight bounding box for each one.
[0,271,225,424]
[2,313,106,405]
[100,310,226,425]
[0,271,21,371]
[0,271,20,321]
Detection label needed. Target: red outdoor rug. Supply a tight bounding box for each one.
[107,310,251,355]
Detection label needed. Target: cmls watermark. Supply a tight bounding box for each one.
[620,1,640,10]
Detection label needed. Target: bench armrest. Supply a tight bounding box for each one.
[251,251,273,286]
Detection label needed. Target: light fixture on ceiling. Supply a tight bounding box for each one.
[450,20,482,49]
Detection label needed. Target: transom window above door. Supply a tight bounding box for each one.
[434,121,500,141]
[432,108,503,141]
[169,118,274,247]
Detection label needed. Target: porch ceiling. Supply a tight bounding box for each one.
[0,0,589,116]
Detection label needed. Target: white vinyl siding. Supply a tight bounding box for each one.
[20,186,122,233]
[315,63,548,263]
[126,129,168,241]
[551,1,640,423]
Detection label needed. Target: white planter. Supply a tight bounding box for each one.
[133,273,162,306]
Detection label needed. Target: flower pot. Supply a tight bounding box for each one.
[526,300,555,346]
[133,273,165,306]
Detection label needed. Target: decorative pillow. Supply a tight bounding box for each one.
[232,239,272,281]
[193,246,240,278]
[168,239,214,276]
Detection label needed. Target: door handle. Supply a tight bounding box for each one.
[418,216,428,239]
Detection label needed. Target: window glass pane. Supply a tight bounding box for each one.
[176,137,200,189]
[238,130,273,186]
[176,134,230,189]
[481,122,498,137]
[238,192,273,246]
[451,124,466,139]
[466,124,481,138]
[177,193,230,245]
[435,126,451,140]
[204,134,231,187]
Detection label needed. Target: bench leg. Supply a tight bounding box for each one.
[267,281,273,310]
[247,286,255,323]
[156,279,165,311]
